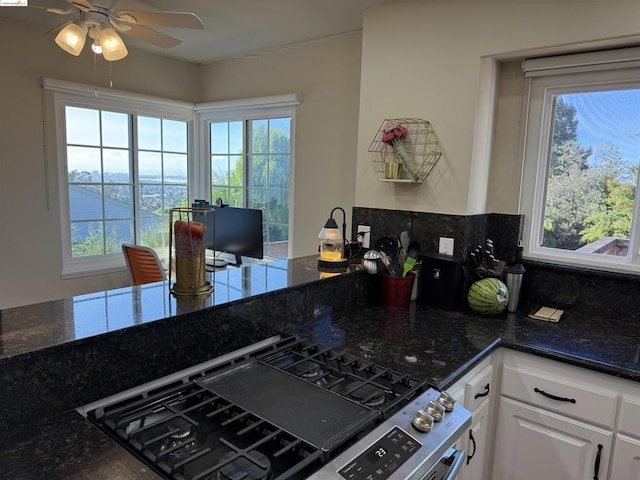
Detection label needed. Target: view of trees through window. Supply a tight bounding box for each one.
[66,106,188,257]
[542,91,640,256]
[210,117,291,258]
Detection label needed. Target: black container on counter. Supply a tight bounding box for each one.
[418,253,465,310]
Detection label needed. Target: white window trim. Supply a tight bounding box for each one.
[43,78,195,278]
[520,61,640,274]
[195,94,300,259]
[43,79,301,277]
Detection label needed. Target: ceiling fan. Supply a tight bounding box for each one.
[39,0,204,61]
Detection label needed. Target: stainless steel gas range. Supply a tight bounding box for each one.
[80,336,470,480]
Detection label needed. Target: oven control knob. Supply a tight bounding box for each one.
[412,409,434,432]
[436,391,455,412]
[426,400,445,421]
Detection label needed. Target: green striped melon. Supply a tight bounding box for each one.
[467,278,509,315]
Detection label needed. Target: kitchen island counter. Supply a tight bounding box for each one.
[1,258,639,478]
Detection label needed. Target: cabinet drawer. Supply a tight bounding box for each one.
[619,396,640,437]
[465,364,493,412]
[501,363,617,428]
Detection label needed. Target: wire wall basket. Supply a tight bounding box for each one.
[368,118,442,183]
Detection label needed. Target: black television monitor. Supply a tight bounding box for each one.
[192,200,264,267]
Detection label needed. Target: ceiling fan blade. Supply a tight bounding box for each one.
[120,25,182,48]
[45,19,73,36]
[30,5,75,15]
[114,10,204,29]
[65,0,94,12]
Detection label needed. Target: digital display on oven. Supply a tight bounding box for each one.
[338,426,422,480]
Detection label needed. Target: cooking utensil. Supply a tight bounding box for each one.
[400,231,410,253]
[375,236,398,258]
[381,251,402,277]
[402,240,421,277]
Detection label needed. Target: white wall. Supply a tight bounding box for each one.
[198,32,363,259]
[355,0,640,215]
[4,1,640,308]
[0,21,362,308]
[0,17,200,308]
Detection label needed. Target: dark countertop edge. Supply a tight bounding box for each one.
[437,337,640,391]
[436,338,502,390]
[0,264,364,363]
[500,339,640,382]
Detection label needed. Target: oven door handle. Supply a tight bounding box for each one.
[442,450,466,480]
[420,449,466,480]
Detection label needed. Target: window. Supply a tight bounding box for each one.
[210,118,291,258]
[197,95,299,259]
[45,79,193,277]
[45,81,299,277]
[520,48,640,273]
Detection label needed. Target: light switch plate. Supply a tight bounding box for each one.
[439,237,454,255]
[358,225,371,249]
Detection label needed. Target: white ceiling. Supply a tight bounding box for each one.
[0,0,395,64]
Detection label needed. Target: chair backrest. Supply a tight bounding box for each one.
[121,243,167,285]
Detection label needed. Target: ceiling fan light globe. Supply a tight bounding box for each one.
[99,27,128,61]
[55,22,87,56]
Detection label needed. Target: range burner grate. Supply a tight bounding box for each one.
[89,380,324,480]
[257,338,426,417]
[87,336,426,480]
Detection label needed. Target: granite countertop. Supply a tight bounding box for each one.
[1,257,639,479]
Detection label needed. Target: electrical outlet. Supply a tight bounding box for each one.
[439,237,454,255]
[358,225,371,249]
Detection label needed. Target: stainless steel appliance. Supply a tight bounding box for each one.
[80,336,470,480]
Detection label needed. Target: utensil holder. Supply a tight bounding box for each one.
[381,272,416,308]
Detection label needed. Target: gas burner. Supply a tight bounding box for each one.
[347,381,386,408]
[294,360,324,380]
[218,450,271,480]
[158,419,201,457]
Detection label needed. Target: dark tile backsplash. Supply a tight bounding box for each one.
[352,206,640,321]
[352,206,523,262]
[520,260,640,321]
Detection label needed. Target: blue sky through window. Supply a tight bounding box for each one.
[563,89,640,170]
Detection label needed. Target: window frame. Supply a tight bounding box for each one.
[195,96,299,259]
[46,80,195,278]
[520,63,640,273]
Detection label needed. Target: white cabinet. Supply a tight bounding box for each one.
[611,395,640,479]
[492,396,611,480]
[492,349,640,480]
[610,434,640,480]
[461,399,491,480]
[447,355,495,480]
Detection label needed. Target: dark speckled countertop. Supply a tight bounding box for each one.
[1,255,639,479]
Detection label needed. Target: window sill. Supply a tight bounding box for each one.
[61,259,127,279]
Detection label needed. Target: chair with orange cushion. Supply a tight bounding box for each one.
[121,243,167,285]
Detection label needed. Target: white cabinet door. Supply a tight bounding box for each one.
[459,400,491,480]
[492,397,612,480]
[610,434,640,480]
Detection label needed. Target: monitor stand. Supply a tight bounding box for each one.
[212,258,228,268]
[206,252,243,268]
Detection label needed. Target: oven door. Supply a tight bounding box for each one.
[419,447,466,480]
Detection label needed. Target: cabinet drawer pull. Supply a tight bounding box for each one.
[474,383,490,400]
[593,443,603,480]
[466,429,476,465]
[533,387,576,403]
